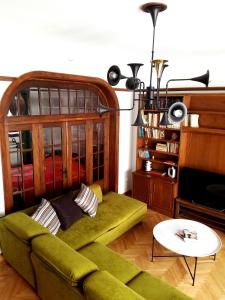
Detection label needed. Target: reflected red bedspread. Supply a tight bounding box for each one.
[11,155,86,192]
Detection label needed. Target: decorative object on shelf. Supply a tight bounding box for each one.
[167,166,176,179]
[190,114,200,127]
[145,160,152,172]
[98,2,210,128]
[183,113,200,127]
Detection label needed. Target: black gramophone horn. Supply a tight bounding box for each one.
[127,63,143,78]
[125,63,143,90]
[107,65,127,86]
[141,2,167,27]
[190,70,210,87]
[168,102,187,124]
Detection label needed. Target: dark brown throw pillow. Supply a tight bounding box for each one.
[51,191,83,230]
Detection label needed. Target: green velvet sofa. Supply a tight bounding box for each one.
[0,185,192,300]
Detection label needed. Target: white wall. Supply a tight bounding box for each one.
[116,91,138,194]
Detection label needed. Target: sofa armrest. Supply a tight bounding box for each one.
[3,212,49,242]
[83,270,145,300]
[32,234,98,286]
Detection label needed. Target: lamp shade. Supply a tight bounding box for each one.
[159,111,172,126]
[132,110,145,127]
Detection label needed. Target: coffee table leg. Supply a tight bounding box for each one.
[183,256,198,286]
[151,235,155,262]
[192,257,198,286]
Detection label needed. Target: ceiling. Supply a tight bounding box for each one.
[0,0,225,88]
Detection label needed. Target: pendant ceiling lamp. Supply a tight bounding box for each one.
[97,2,210,127]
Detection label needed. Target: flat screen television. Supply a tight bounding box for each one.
[179,167,225,211]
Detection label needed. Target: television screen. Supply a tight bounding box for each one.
[179,167,225,211]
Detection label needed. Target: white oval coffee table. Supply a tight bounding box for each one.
[151,219,222,285]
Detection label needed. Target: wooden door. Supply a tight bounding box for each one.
[8,126,36,210]
[132,171,150,205]
[67,122,87,189]
[38,124,66,197]
[150,177,175,217]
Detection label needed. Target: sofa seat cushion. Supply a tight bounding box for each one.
[79,242,141,284]
[56,192,146,250]
[127,271,192,300]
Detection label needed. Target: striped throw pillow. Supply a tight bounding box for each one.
[31,198,61,235]
[74,183,98,217]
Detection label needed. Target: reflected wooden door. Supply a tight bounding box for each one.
[38,124,66,197]
[8,128,35,210]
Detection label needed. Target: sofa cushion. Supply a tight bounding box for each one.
[32,234,98,286]
[56,192,146,250]
[83,270,145,300]
[127,271,193,300]
[89,183,103,203]
[79,242,141,284]
[51,191,83,230]
[31,198,61,235]
[74,183,98,217]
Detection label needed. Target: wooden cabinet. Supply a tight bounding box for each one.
[132,171,149,204]
[150,176,175,217]
[132,170,176,217]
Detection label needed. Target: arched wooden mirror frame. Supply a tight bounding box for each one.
[0,71,119,213]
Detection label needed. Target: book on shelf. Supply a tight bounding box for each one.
[156,143,167,152]
[138,127,144,137]
[163,160,176,166]
[166,142,179,154]
[147,112,159,127]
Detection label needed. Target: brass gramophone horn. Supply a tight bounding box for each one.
[152,59,168,80]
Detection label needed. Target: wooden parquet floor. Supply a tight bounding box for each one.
[0,209,224,300]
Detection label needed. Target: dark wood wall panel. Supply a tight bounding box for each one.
[183,132,225,174]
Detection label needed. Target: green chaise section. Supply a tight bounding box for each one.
[83,270,145,300]
[79,242,141,284]
[127,271,193,300]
